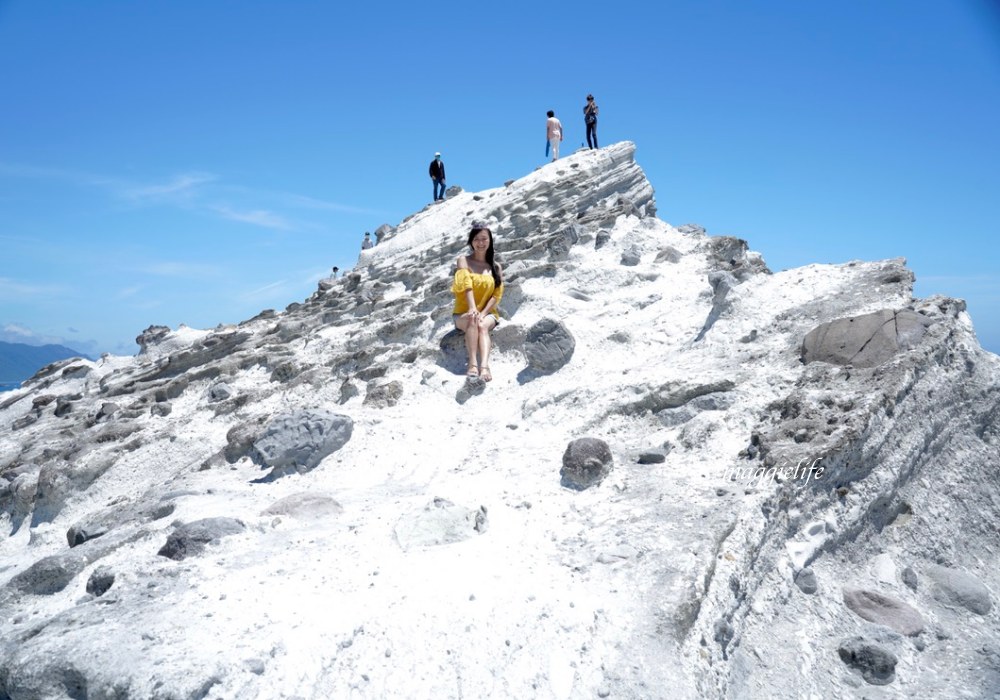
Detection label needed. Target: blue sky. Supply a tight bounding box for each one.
[1,0,998,356]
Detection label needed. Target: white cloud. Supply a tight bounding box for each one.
[0,276,68,298]
[212,206,293,231]
[124,172,218,202]
[241,280,289,302]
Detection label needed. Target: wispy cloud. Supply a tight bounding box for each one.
[279,192,386,216]
[123,172,218,202]
[212,206,293,230]
[0,276,69,298]
[0,161,382,231]
[115,285,145,300]
[241,280,289,301]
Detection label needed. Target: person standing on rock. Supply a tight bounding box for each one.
[361,232,373,250]
[429,152,446,201]
[546,110,563,161]
[583,94,599,149]
[452,222,504,382]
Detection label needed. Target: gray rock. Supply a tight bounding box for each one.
[11,414,36,431]
[374,223,396,244]
[61,364,92,379]
[838,637,897,685]
[923,563,992,615]
[135,325,172,354]
[561,437,613,490]
[66,522,109,548]
[438,329,469,375]
[150,403,172,417]
[207,382,234,403]
[655,246,682,264]
[902,566,918,591]
[595,230,612,249]
[795,568,818,595]
[249,410,354,479]
[523,318,575,375]
[338,379,360,405]
[802,309,934,368]
[695,271,740,342]
[262,493,343,519]
[676,224,706,236]
[86,565,115,596]
[842,587,924,636]
[637,452,666,465]
[624,379,735,416]
[95,402,119,421]
[364,380,403,408]
[32,460,111,526]
[547,225,581,261]
[445,185,463,198]
[270,362,299,384]
[157,517,246,561]
[621,246,642,266]
[224,418,267,463]
[54,396,75,417]
[394,497,488,551]
[7,552,88,594]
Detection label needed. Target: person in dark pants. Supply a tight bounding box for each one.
[584,94,599,149]
[429,152,447,201]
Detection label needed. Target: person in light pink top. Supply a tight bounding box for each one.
[546,110,563,161]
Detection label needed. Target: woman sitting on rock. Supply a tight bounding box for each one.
[452,222,504,381]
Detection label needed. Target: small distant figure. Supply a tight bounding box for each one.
[546,110,563,161]
[584,94,599,149]
[361,232,373,250]
[331,266,340,278]
[429,152,447,201]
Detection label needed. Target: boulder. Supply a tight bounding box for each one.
[157,517,246,561]
[842,587,924,636]
[795,568,818,595]
[262,493,343,519]
[802,309,933,368]
[394,497,488,551]
[249,410,354,480]
[523,318,575,375]
[86,565,115,597]
[206,382,234,403]
[923,563,992,615]
[364,381,403,408]
[135,325,172,354]
[838,637,897,686]
[561,437,613,490]
[655,246,682,264]
[7,552,89,594]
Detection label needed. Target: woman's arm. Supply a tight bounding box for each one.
[480,264,504,316]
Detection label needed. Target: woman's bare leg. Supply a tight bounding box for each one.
[477,316,497,381]
[454,316,480,375]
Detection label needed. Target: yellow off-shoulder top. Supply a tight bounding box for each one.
[452,268,504,317]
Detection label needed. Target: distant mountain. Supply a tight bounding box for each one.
[0,340,89,388]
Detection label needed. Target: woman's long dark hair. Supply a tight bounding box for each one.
[468,226,502,288]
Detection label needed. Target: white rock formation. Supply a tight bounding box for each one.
[0,142,997,699]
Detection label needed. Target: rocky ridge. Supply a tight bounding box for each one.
[0,141,998,699]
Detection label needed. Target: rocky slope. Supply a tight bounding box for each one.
[0,142,997,699]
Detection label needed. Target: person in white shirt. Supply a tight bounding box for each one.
[546,110,563,161]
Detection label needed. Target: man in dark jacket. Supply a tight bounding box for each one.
[429,152,446,201]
